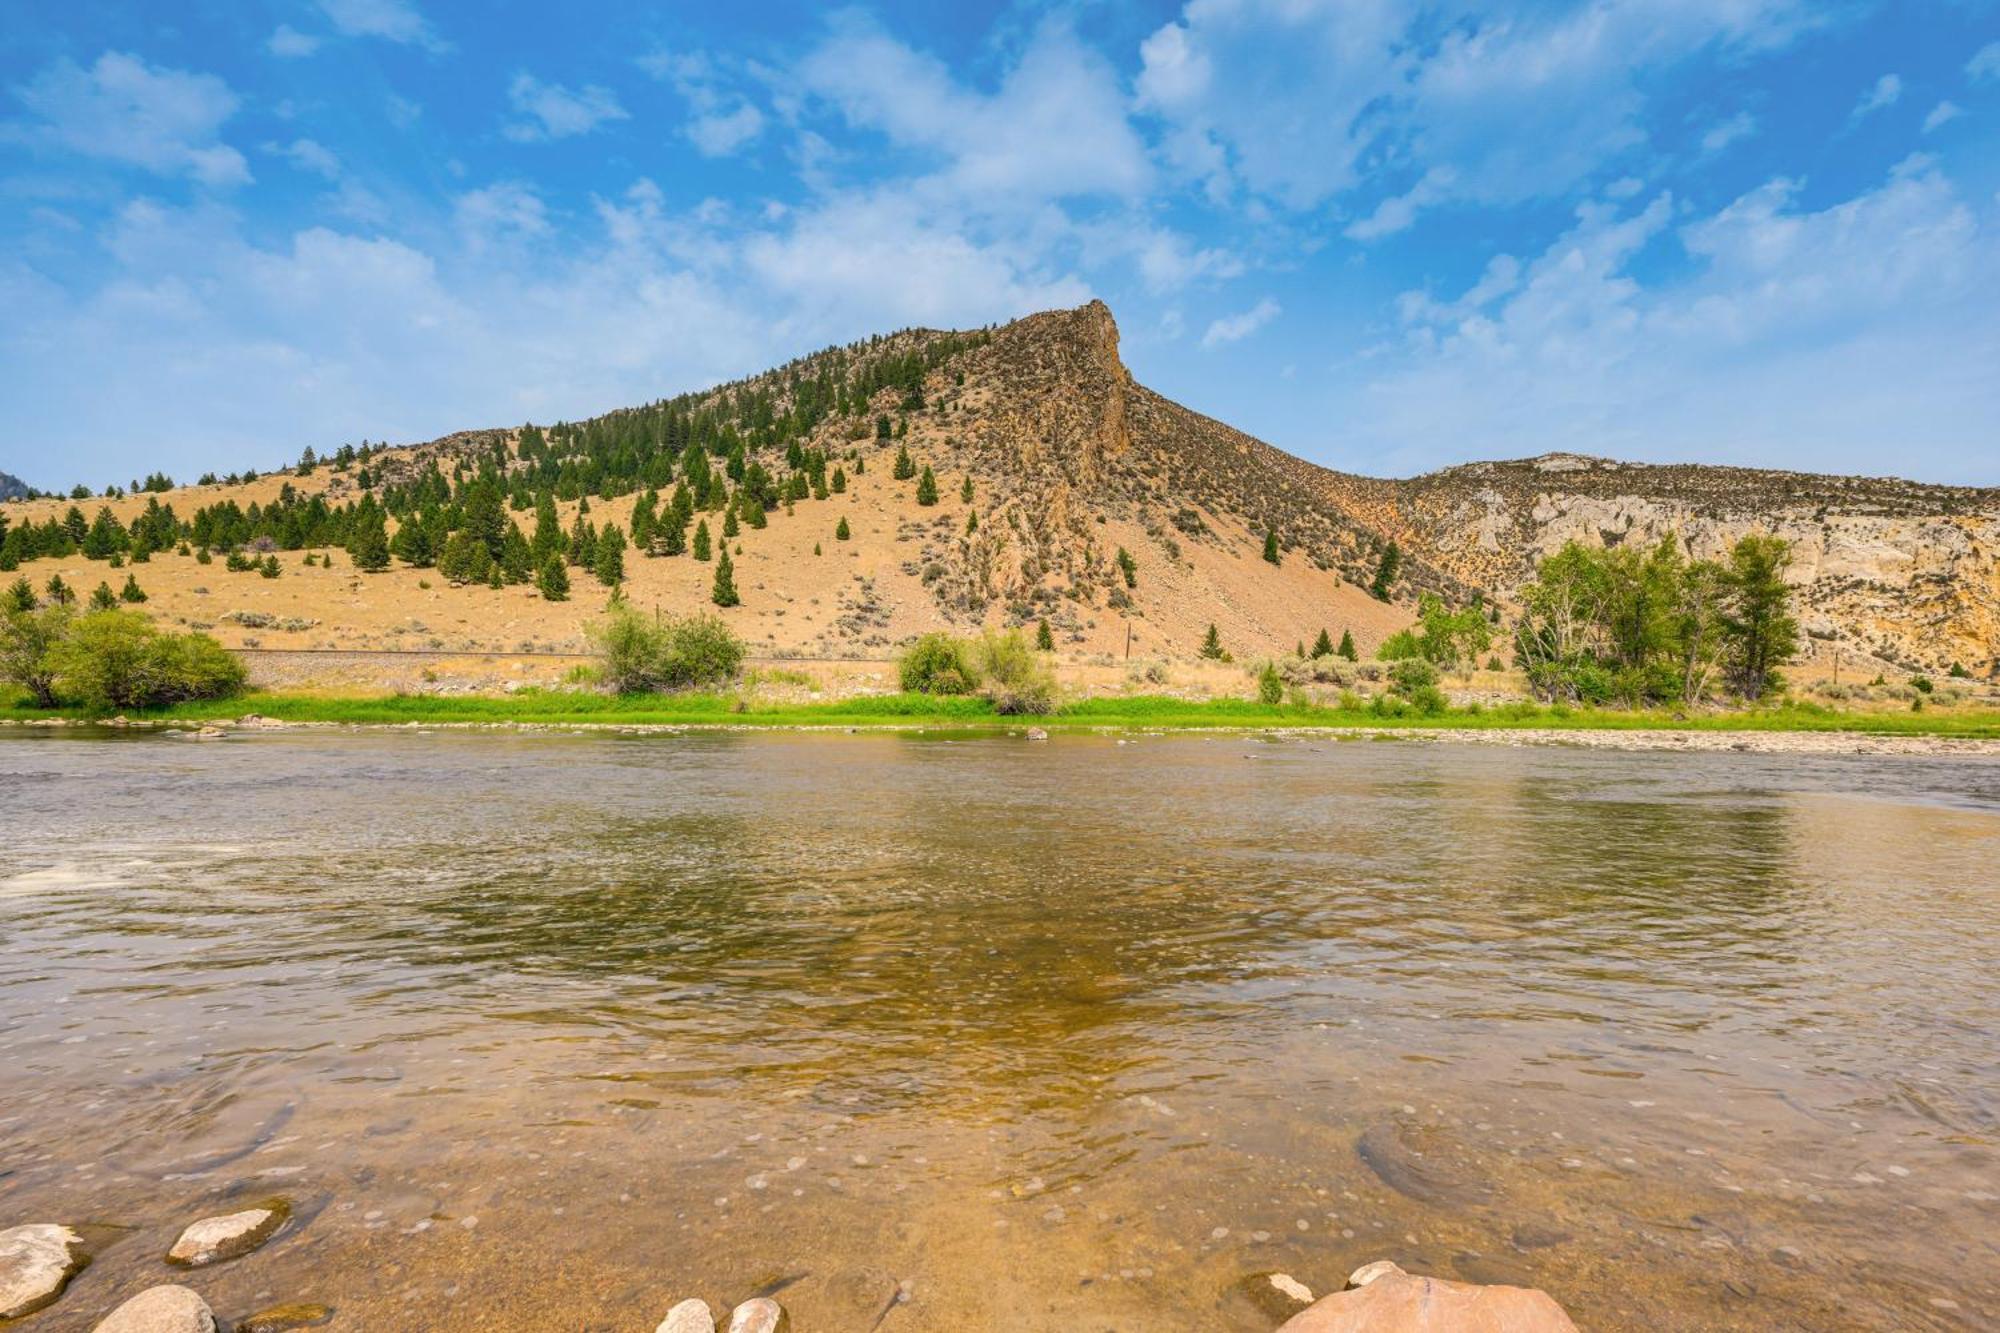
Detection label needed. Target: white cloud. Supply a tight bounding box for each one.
[316,0,445,51]
[503,74,628,143]
[1700,111,1756,153]
[267,25,321,58]
[273,137,340,179]
[1347,158,1995,480]
[1968,41,2000,82]
[641,51,767,158]
[1922,101,1963,133]
[1346,167,1457,241]
[796,15,1149,206]
[687,103,764,157]
[454,182,552,248]
[13,51,249,186]
[1850,72,1902,121]
[1202,297,1280,347]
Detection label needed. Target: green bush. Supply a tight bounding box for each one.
[972,629,1056,715]
[899,632,978,695]
[41,609,245,710]
[1257,661,1284,705]
[586,606,745,693]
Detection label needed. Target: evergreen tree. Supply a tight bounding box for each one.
[893,445,916,480]
[439,531,491,584]
[722,506,740,539]
[1036,618,1054,651]
[120,574,146,603]
[349,507,391,572]
[499,524,534,583]
[90,581,118,610]
[710,545,739,607]
[835,516,851,541]
[594,524,626,586]
[536,553,570,602]
[1262,530,1280,565]
[876,414,893,441]
[965,512,977,534]
[654,514,687,557]
[692,519,712,561]
[263,553,285,578]
[831,467,847,494]
[1200,623,1224,660]
[531,494,563,562]
[915,466,938,505]
[1337,629,1358,661]
[1312,628,1334,658]
[1369,541,1401,601]
[1115,546,1137,588]
[960,475,974,503]
[4,577,34,612]
[46,575,75,605]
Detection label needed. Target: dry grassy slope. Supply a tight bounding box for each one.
[6,302,1993,676]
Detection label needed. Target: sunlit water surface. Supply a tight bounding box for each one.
[1,731,1996,1330]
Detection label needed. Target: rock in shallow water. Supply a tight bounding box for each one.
[1277,1261,1577,1332]
[656,1298,715,1333]
[726,1297,790,1333]
[92,1284,217,1333]
[236,1301,334,1331]
[0,1223,88,1319]
[166,1199,291,1267]
[1227,1271,1316,1323]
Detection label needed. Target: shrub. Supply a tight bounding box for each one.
[1257,661,1284,705]
[1378,629,1422,660]
[586,606,744,693]
[0,605,71,707]
[899,632,978,695]
[1911,675,1934,694]
[45,609,245,710]
[973,629,1056,715]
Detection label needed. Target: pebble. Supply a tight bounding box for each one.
[91,1284,216,1333]
[0,1224,87,1320]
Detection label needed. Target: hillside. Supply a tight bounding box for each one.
[2,301,1994,682]
[0,471,31,502]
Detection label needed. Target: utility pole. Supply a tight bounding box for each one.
[1124,619,1132,660]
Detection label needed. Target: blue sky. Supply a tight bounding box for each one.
[4,1,1998,488]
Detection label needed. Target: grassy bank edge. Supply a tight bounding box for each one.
[5,688,1999,737]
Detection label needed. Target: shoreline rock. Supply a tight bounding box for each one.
[166,1199,291,1267]
[92,1284,217,1333]
[1277,1260,1577,1332]
[0,1223,88,1320]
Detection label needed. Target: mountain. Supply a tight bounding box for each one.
[2,301,1994,678]
[0,472,31,502]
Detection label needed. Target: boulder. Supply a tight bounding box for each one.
[166,1200,290,1267]
[92,1284,217,1333]
[726,1297,790,1333]
[1276,1262,1577,1333]
[656,1297,716,1333]
[0,1223,88,1319]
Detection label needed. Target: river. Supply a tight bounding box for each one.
[1,730,1995,1329]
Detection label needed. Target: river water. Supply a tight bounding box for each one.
[0,730,1995,1330]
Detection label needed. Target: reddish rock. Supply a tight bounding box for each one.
[1277,1261,1577,1333]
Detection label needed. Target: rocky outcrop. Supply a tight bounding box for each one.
[0,1223,88,1319]
[1277,1260,1577,1332]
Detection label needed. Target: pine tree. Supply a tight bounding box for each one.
[4,577,34,612]
[1036,618,1054,651]
[835,516,851,541]
[90,581,118,610]
[500,524,533,583]
[654,515,687,557]
[710,545,739,607]
[1263,530,1280,565]
[1312,628,1334,658]
[536,553,570,602]
[693,519,712,561]
[1369,542,1401,601]
[349,506,391,572]
[915,466,938,505]
[260,554,280,579]
[594,524,626,586]
[531,494,562,562]
[1200,623,1224,660]
[876,414,893,441]
[831,467,847,494]
[45,575,74,605]
[960,475,974,503]
[120,574,147,603]
[893,445,916,480]
[1337,629,1358,661]
[1115,546,1137,588]
[722,506,740,539]
[965,512,977,534]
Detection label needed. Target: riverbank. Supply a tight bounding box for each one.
[6,687,2000,747]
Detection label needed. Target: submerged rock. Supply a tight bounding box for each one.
[1025,727,1049,741]
[1276,1261,1577,1332]
[1354,1120,1488,1206]
[1226,1271,1315,1323]
[236,1301,334,1331]
[656,1297,715,1333]
[0,1223,88,1319]
[166,1199,291,1267]
[92,1284,217,1333]
[726,1297,790,1333]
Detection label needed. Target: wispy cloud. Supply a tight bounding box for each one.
[1700,111,1757,154]
[1969,40,2000,82]
[13,51,249,186]
[1202,297,1280,347]
[316,0,446,52]
[266,25,320,58]
[503,74,627,143]
[1922,101,1963,133]
[1849,72,1901,122]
